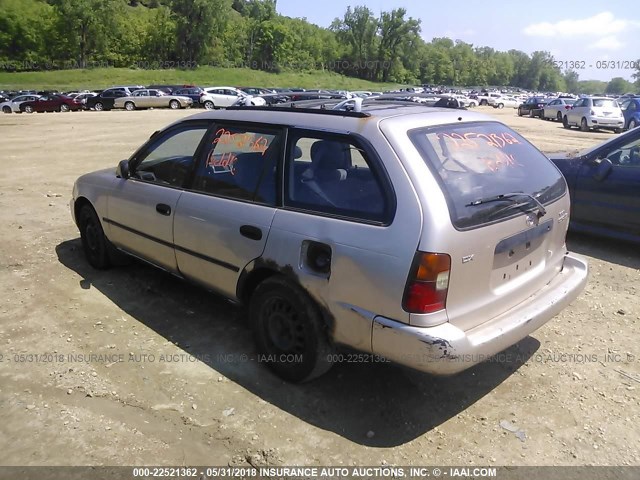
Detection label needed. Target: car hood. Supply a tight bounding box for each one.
[546,150,582,161]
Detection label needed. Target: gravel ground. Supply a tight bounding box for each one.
[0,106,637,467]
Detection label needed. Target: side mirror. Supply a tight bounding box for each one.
[592,157,613,182]
[116,159,130,179]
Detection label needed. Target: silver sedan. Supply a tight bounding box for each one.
[113,89,193,111]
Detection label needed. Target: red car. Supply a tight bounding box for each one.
[20,94,82,113]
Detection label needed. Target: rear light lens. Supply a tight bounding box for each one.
[403,252,451,314]
[565,105,571,110]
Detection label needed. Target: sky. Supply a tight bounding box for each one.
[275,0,640,83]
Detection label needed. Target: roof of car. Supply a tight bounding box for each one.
[181,101,495,130]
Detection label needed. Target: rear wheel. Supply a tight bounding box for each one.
[169,99,180,109]
[124,101,135,111]
[203,100,214,110]
[580,117,589,132]
[94,102,104,111]
[60,104,70,112]
[24,105,34,113]
[2,106,11,114]
[614,128,622,134]
[517,108,523,117]
[628,119,637,130]
[250,276,334,382]
[563,115,571,129]
[557,111,562,122]
[497,103,504,109]
[529,109,534,117]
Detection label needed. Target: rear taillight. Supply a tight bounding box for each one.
[402,252,451,314]
[565,105,571,110]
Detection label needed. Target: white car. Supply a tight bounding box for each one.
[1,94,41,113]
[563,96,624,133]
[202,87,252,108]
[492,96,519,109]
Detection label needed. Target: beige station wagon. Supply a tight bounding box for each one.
[71,98,588,382]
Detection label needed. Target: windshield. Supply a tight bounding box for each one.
[408,121,566,229]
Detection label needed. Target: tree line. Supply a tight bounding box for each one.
[1,0,639,93]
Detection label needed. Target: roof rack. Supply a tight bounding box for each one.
[226,103,370,118]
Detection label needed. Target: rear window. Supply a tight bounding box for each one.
[408,121,566,229]
[593,99,618,108]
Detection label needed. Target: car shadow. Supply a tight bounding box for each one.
[56,238,539,447]
[567,232,640,269]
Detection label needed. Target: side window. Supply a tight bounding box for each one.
[285,133,389,222]
[133,125,209,187]
[606,136,640,167]
[192,125,281,205]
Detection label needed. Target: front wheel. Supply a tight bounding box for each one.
[613,128,622,134]
[24,105,34,113]
[169,99,180,109]
[124,101,135,111]
[203,100,214,110]
[94,102,104,111]
[517,108,522,117]
[2,106,11,114]
[78,205,111,269]
[60,104,70,112]
[497,103,504,109]
[250,276,334,382]
[628,119,637,130]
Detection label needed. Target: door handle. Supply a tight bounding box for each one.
[156,203,171,216]
[240,225,262,241]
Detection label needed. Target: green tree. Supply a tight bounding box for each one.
[605,77,633,94]
[376,9,420,82]
[171,0,231,63]
[563,70,580,93]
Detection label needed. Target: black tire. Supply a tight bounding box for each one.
[628,119,637,130]
[2,106,11,114]
[517,108,522,117]
[94,102,104,111]
[480,99,487,106]
[497,103,504,109]
[203,100,214,110]
[124,101,135,111]
[250,276,334,382]
[557,111,562,122]
[60,104,70,112]
[24,105,34,113]
[580,117,589,132]
[614,128,622,134]
[529,109,534,118]
[563,115,571,129]
[169,99,180,109]
[78,205,111,269]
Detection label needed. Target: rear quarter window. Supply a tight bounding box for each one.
[408,121,566,229]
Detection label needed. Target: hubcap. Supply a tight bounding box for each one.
[263,297,304,353]
[85,221,100,254]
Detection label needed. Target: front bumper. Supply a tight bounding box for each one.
[371,253,588,375]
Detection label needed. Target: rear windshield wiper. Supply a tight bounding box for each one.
[466,192,547,219]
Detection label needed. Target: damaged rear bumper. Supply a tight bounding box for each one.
[371,253,588,375]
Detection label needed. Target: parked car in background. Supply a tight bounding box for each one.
[202,87,249,108]
[492,96,519,109]
[85,88,132,111]
[172,87,209,108]
[518,97,548,117]
[19,94,82,113]
[478,92,502,106]
[74,92,97,107]
[1,94,41,113]
[619,97,640,131]
[563,96,624,133]
[237,87,275,96]
[70,102,587,382]
[542,98,575,121]
[549,126,640,242]
[113,89,193,110]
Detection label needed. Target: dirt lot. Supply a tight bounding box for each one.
[0,106,638,467]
